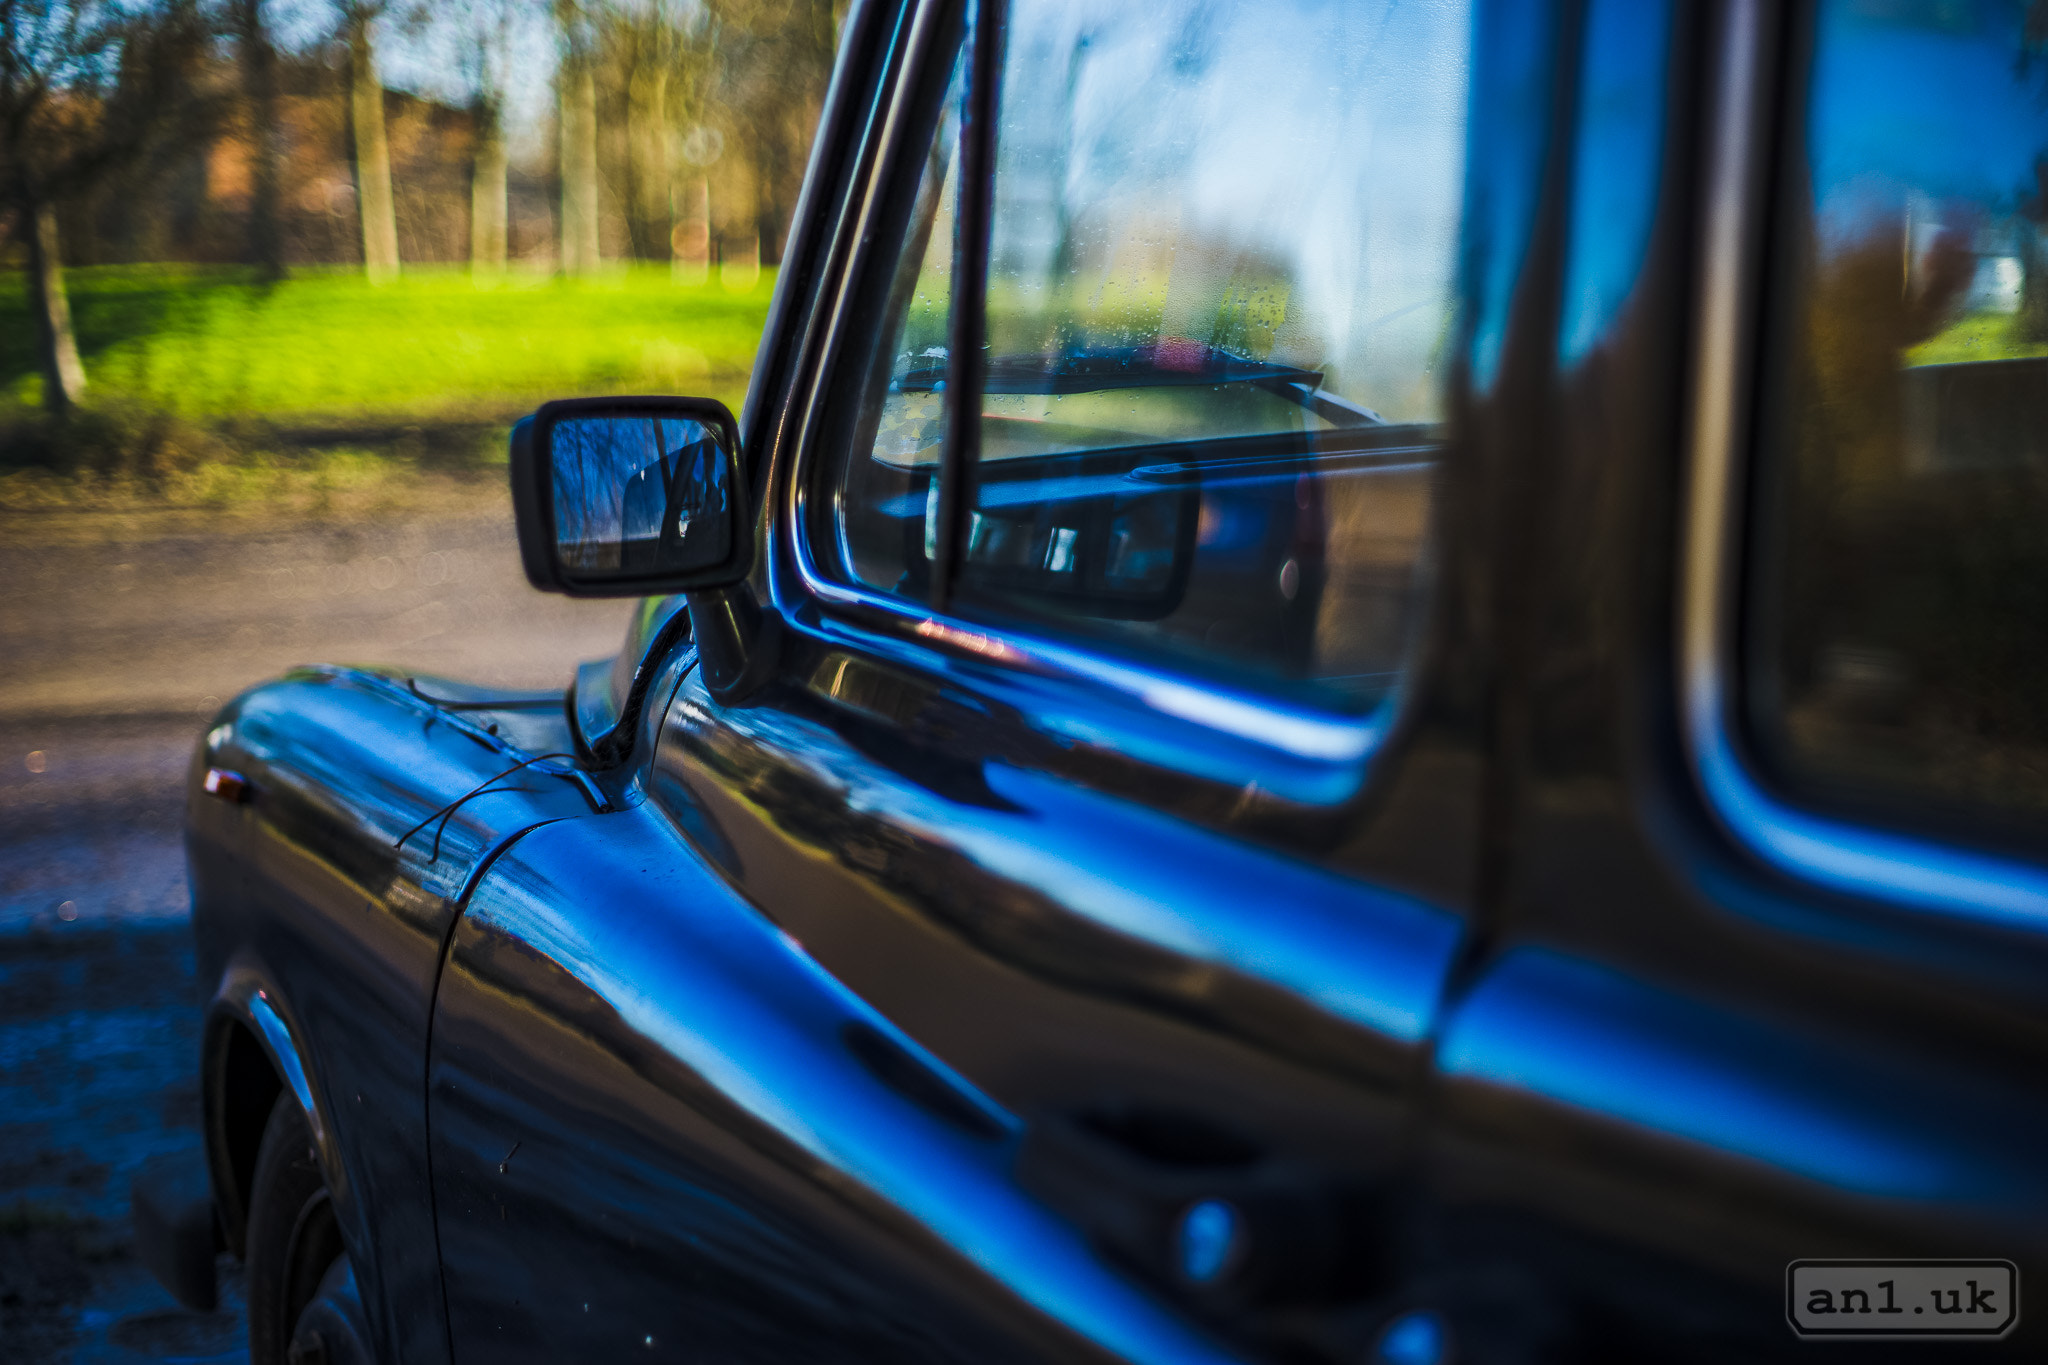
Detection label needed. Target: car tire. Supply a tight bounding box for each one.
[245,1091,364,1365]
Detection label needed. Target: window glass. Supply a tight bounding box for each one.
[830,0,1472,713]
[1750,0,2048,844]
[833,58,963,599]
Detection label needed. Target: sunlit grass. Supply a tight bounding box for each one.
[1907,310,2048,367]
[0,263,772,421]
[0,263,773,513]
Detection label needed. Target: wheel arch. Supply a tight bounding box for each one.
[204,960,331,1260]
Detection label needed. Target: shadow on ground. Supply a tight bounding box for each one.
[1,923,247,1364]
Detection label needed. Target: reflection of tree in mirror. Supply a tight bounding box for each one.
[552,416,721,573]
[621,427,725,569]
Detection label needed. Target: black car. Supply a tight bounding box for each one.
[146,0,2048,1360]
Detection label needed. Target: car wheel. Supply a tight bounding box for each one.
[245,1092,371,1365]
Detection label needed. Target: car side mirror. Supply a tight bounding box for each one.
[510,396,750,597]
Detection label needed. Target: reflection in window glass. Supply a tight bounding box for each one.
[832,0,1471,712]
[959,0,1469,707]
[1751,0,2048,843]
[835,60,962,599]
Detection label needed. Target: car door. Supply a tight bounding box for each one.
[1419,0,2048,1358]
[427,0,1562,1359]
[190,665,602,1365]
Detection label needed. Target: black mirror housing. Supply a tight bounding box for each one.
[510,396,750,598]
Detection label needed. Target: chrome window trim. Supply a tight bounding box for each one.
[787,501,1394,765]
[772,0,1405,772]
[1679,0,2048,930]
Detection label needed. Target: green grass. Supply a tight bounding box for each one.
[1908,310,2048,368]
[0,263,774,513]
[0,262,773,422]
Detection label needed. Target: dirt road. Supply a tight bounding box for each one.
[0,495,632,1362]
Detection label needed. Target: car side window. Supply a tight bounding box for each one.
[1746,0,2048,855]
[821,0,1473,714]
[830,51,964,603]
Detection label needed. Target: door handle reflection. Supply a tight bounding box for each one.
[1016,1107,1385,1308]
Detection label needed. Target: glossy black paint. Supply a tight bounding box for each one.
[187,666,598,1364]
[180,0,2048,1360]
[1416,2,2048,1358]
[429,762,1137,1364]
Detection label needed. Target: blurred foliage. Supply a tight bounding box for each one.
[0,0,219,214]
[0,0,836,505]
[0,398,226,481]
[8,0,839,272]
[0,438,495,516]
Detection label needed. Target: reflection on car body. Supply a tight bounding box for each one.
[158,0,2048,1362]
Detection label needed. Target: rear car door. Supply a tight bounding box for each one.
[425,0,1565,1358]
[1419,0,2048,1357]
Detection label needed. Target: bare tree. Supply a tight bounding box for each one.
[233,0,284,279]
[448,0,525,275]
[594,0,715,265]
[626,25,671,261]
[556,0,599,274]
[673,127,713,282]
[758,0,834,261]
[703,0,833,264]
[471,86,507,271]
[23,193,83,405]
[338,0,400,281]
[0,0,214,413]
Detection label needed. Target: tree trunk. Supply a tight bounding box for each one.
[631,68,670,261]
[722,230,760,293]
[25,202,87,415]
[471,97,508,276]
[754,128,793,269]
[559,60,600,276]
[238,0,285,280]
[673,175,709,284]
[349,14,400,283]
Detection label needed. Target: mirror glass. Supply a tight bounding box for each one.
[550,415,732,576]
